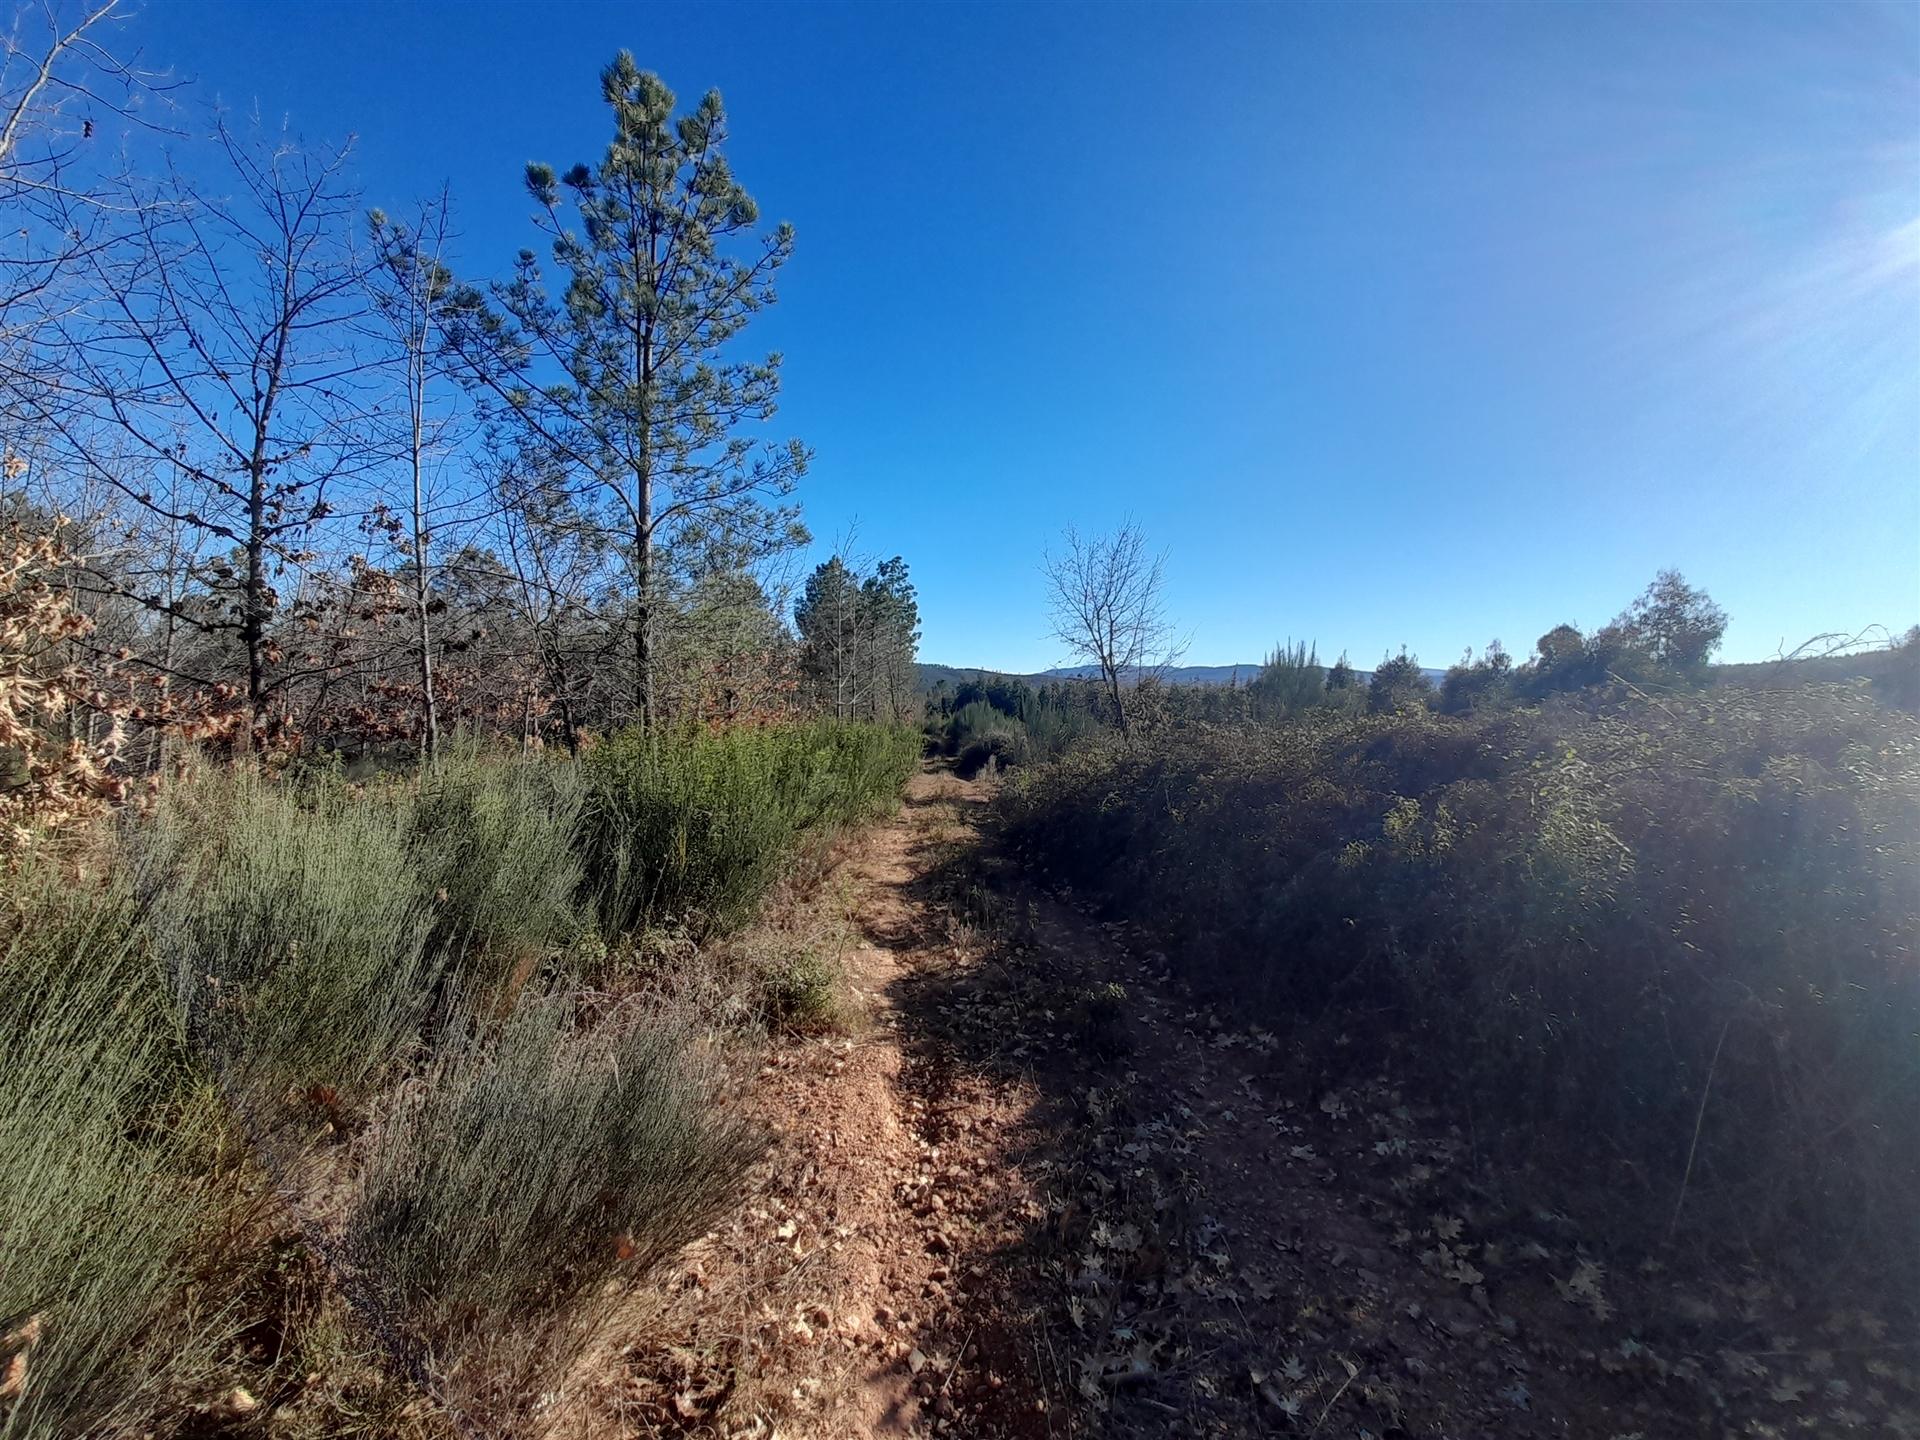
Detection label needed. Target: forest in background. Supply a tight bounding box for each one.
[3,6,920,822]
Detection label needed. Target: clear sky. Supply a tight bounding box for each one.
[120,0,1919,671]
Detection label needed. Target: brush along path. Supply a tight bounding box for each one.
[596,766,1055,1438]
[599,766,1915,1439]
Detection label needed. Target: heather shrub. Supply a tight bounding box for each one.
[759,946,844,1033]
[135,767,441,1114]
[943,693,1095,769]
[1000,686,1920,1275]
[342,991,756,1427]
[408,744,586,1000]
[0,859,231,1440]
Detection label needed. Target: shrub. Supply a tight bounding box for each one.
[1000,688,1920,1280]
[759,946,843,1033]
[0,858,230,1440]
[579,722,915,940]
[1437,640,1512,714]
[135,767,441,1115]
[1023,698,1099,761]
[945,694,1098,775]
[341,992,757,1427]
[955,724,1030,779]
[408,745,586,1001]
[1249,639,1326,719]
[1366,649,1433,713]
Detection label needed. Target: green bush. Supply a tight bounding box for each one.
[1000,687,1920,1276]
[0,860,230,1440]
[342,991,756,1426]
[408,745,586,1001]
[955,722,1031,779]
[135,767,441,1113]
[579,722,915,939]
[1,725,913,1433]
[760,947,843,1033]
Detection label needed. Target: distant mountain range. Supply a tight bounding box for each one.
[917,661,1449,692]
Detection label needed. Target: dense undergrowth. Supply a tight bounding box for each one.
[0,722,915,1438]
[928,678,1100,777]
[998,685,1920,1291]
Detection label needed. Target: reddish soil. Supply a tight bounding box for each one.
[592,765,1918,1440]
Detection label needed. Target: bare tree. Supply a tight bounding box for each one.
[1044,519,1182,735]
[43,118,378,743]
[368,193,458,763]
[1,0,175,427]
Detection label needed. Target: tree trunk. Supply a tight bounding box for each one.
[242,455,268,750]
[633,308,655,728]
[410,383,439,766]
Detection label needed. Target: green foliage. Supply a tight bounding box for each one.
[1023,696,1100,761]
[1249,638,1326,719]
[0,861,230,1440]
[1516,570,1729,700]
[942,685,1097,774]
[136,768,442,1111]
[1366,649,1434,713]
[1000,688,1920,1277]
[445,54,809,721]
[796,555,920,722]
[3,722,907,1433]
[759,947,843,1033]
[343,991,756,1425]
[579,722,916,940]
[1611,567,1727,674]
[1437,640,1512,714]
[408,745,586,1000]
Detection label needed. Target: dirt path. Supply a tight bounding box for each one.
[597,766,1056,1438]
[597,765,1916,1440]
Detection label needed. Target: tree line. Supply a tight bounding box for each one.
[1,7,914,809]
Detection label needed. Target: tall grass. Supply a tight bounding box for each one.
[580,721,916,939]
[0,859,230,1440]
[342,992,757,1427]
[1000,686,1920,1280]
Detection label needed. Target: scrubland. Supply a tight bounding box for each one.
[0,725,916,1438]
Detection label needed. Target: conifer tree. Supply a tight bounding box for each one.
[446,54,808,726]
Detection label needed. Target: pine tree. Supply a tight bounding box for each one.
[447,54,808,726]
[861,556,920,722]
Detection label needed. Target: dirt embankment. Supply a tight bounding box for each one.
[589,765,1918,1440]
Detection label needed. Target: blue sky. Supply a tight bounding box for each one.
[121,0,1918,670]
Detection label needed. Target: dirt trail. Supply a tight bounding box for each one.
[601,766,1054,1438]
[601,765,1916,1440]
